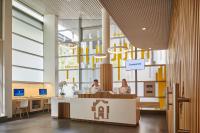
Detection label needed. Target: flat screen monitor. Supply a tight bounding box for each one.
[39,89,47,95]
[14,89,24,96]
[126,59,145,71]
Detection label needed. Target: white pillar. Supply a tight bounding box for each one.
[43,15,58,96]
[102,8,110,64]
[2,0,12,118]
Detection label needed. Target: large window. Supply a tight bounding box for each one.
[12,7,44,82]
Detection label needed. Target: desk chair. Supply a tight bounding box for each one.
[43,98,51,112]
[15,100,29,118]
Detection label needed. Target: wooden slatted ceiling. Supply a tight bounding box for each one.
[19,0,102,19]
[99,0,172,50]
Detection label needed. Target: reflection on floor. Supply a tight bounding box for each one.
[0,112,167,133]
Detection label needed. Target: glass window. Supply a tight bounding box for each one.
[81,69,100,83]
[59,57,79,70]
[58,70,79,83]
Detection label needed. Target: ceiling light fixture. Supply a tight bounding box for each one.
[94,53,107,59]
[59,42,78,49]
[59,31,78,49]
[108,46,129,54]
[142,27,147,31]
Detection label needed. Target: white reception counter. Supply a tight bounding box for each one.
[51,95,140,126]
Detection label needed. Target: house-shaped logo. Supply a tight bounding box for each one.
[91,100,109,120]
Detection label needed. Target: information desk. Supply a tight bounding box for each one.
[51,92,140,126]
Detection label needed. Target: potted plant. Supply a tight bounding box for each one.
[58,81,67,97]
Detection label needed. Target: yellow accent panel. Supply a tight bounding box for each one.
[131,46,134,59]
[99,45,103,62]
[96,45,99,62]
[66,70,69,80]
[147,50,150,59]
[123,43,128,60]
[92,56,95,70]
[80,48,84,63]
[118,54,121,80]
[86,47,89,64]
[12,83,53,98]
[163,66,166,81]
[141,49,145,59]
[111,43,117,61]
[119,41,122,51]
[157,66,166,109]
[73,77,75,83]
[77,47,80,63]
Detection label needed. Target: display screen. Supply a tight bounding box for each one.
[39,89,47,95]
[126,59,145,70]
[14,89,24,96]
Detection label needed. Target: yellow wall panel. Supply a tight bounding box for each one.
[92,56,95,70]
[123,42,128,60]
[96,45,99,62]
[147,50,150,59]
[12,83,53,98]
[141,49,145,59]
[157,66,166,109]
[86,47,89,64]
[131,46,134,59]
[66,70,69,80]
[117,54,121,80]
[111,43,117,61]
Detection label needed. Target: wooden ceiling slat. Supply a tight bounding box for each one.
[99,0,172,49]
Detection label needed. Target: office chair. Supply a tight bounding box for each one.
[15,100,29,118]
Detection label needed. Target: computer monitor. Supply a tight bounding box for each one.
[125,59,145,71]
[14,89,24,96]
[39,89,47,95]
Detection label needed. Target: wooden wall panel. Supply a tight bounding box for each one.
[100,64,113,91]
[167,0,200,132]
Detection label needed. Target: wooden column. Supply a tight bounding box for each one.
[167,0,200,132]
[100,64,113,91]
[58,103,70,119]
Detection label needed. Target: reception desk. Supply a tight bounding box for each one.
[51,92,140,126]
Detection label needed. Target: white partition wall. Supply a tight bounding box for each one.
[12,7,44,82]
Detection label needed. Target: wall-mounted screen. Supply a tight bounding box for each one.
[126,59,145,71]
[14,89,24,96]
[39,89,47,95]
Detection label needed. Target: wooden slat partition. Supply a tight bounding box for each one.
[100,64,113,91]
[78,92,136,99]
[167,0,200,132]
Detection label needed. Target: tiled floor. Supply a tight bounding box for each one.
[0,112,167,133]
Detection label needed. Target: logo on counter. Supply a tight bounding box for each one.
[91,100,109,120]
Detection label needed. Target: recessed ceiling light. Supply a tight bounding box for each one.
[142,27,147,31]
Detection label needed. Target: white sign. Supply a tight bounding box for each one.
[126,59,145,71]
